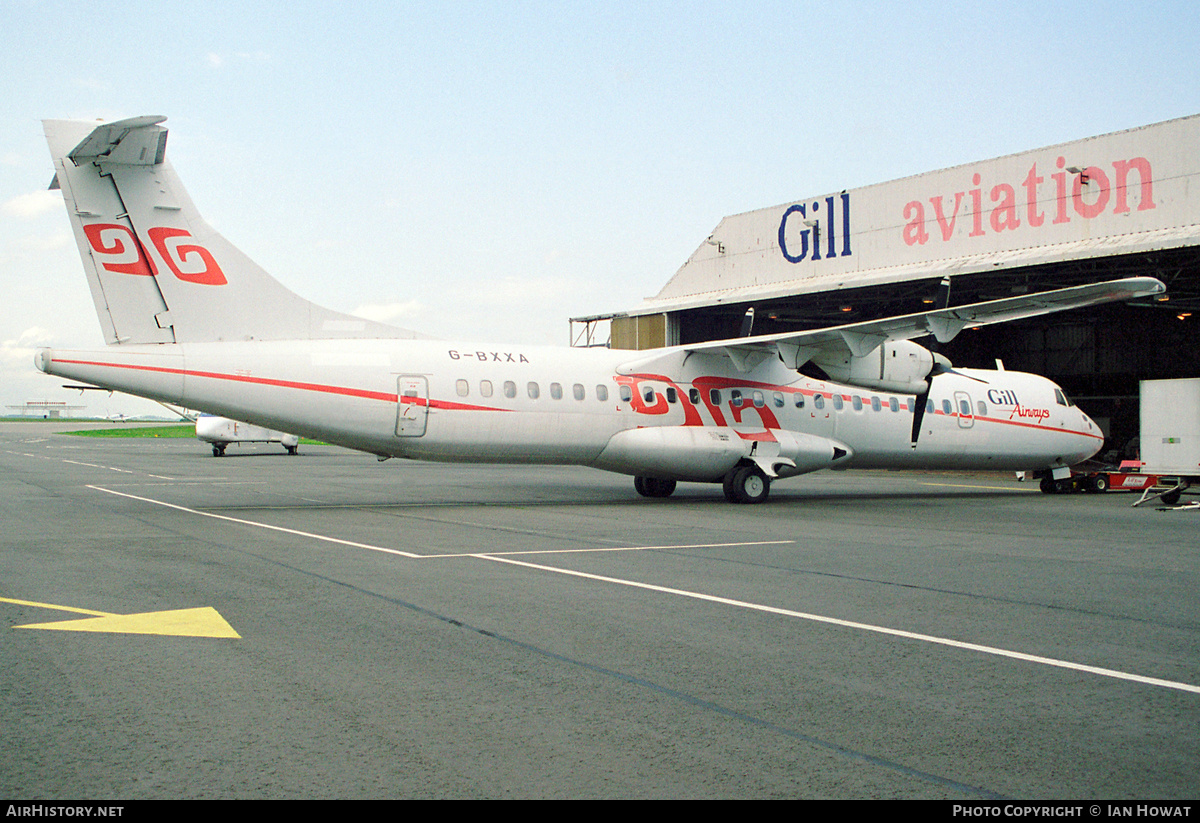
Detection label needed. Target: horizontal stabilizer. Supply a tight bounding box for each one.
[68,115,168,165]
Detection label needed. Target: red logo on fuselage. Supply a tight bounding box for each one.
[1008,403,1050,423]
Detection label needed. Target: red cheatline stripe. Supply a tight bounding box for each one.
[51,357,509,411]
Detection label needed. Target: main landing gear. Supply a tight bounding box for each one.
[634,476,677,498]
[722,464,771,504]
[634,464,772,504]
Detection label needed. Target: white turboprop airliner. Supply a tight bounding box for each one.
[35,116,1165,502]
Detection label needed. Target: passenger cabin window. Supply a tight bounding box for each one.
[753,391,764,408]
[573,383,585,401]
[871,396,882,412]
[503,381,516,399]
[890,397,900,413]
[942,399,952,415]
[852,395,863,411]
[480,380,493,397]
[730,389,743,406]
[689,388,701,405]
[795,394,805,409]
[456,379,469,397]
[773,392,784,408]
[528,382,540,399]
[643,386,655,403]
[665,387,676,403]
[710,389,721,405]
[596,384,609,402]
[550,382,563,400]
[619,385,633,403]
[959,399,971,416]
[977,400,987,416]
[814,394,825,410]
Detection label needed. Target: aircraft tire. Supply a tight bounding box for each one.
[645,478,676,498]
[723,465,770,504]
[212,445,225,457]
[635,476,676,498]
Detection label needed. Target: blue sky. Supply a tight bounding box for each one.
[3,1,1198,416]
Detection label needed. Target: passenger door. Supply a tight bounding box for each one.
[396,375,428,437]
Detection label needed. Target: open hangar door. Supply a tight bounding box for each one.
[666,246,1199,460]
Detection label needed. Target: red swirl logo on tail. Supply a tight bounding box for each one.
[83,224,156,276]
[148,227,227,285]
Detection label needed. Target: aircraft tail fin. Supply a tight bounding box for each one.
[45,116,424,345]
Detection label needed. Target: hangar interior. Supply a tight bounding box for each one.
[572,115,1200,458]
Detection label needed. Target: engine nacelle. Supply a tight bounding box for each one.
[592,426,853,482]
[812,339,939,395]
[593,426,746,481]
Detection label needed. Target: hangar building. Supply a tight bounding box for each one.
[572,114,1200,455]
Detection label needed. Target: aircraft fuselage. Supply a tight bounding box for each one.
[37,338,1103,481]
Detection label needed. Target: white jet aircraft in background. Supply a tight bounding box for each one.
[35,116,1165,502]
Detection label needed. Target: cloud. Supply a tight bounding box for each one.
[0,326,56,367]
[2,190,60,219]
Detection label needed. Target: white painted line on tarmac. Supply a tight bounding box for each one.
[430,540,794,559]
[88,485,423,559]
[479,554,1200,697]
[84,484,1200,696]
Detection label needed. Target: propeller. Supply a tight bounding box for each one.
[739,306,756,337]
[909,277,987,447]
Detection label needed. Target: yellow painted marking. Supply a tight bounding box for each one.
[916,481,1025,491]
[1,597,240,638]
[0,596,113,617]
[16,607,240,638]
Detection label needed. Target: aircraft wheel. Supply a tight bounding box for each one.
[723,465,770,504]
[645,478,676,498]
[286,445,298,455]
[634,477,676,498]
[212,445,226,457]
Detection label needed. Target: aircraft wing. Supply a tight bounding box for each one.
[617,276,1165,374]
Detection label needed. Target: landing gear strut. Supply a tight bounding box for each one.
[723,464,771,504]
[634,476,677,498]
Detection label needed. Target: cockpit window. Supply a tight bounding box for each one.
[1054,388,1073,407]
